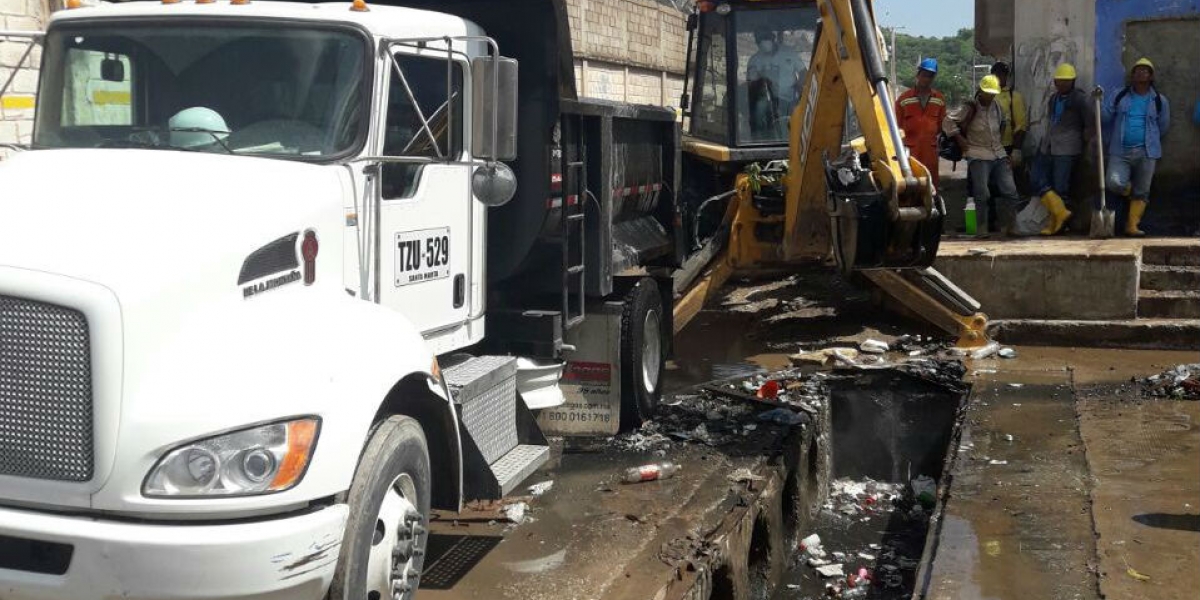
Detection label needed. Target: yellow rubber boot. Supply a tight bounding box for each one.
[1039,190,1072,235]
[1126,199,1147,236]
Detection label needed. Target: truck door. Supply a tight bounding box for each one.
[377,51,472,345]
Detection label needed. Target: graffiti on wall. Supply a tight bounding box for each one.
[1016,35,1080,143]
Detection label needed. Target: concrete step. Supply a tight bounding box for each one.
[989,318,1200,350]
[1138,290,1200,319]
[1142,244,1200,267]
[1139,265,1200,292]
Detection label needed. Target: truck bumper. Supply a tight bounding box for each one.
[0,503,348,600]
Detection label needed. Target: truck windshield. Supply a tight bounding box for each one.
[33,23,368,159]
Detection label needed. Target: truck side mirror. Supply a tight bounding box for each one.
[101,56,125,82]
[471,56,518,161]
[472,162,517,207]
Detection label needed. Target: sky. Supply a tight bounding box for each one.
[874,0,974,38]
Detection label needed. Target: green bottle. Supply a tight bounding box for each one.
[964,197,977,235]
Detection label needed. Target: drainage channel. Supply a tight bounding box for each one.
[774,371,968,600]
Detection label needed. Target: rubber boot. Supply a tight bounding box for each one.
[1126,199,1147,237]
[1039,190,1072,236]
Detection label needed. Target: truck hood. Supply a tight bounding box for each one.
[0,149,353,509]
[0,149,347,295]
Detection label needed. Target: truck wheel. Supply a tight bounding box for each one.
[331,416,431,600]
[620,278,665,428]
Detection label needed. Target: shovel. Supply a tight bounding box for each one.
[1090,91,1115,238]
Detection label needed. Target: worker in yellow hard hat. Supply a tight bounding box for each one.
[1030,62,1096,235]
[943,74,1020,237]
[1099,57,1171,236]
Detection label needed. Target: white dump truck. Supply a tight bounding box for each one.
[0,0,684,597]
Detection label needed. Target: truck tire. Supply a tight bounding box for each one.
[330,416,431,600]
[620,278,665,428]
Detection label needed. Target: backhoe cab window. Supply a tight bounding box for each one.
[735,6,818,144]
[689,6,818,146]
[34,24,367,159]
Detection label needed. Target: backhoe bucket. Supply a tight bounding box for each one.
[825,156,943,273]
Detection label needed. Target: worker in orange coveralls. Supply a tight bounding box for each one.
[895,57,947,186]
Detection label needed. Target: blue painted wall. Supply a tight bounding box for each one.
[1094,0,1200,92]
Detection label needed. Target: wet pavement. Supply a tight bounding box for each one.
[925,347,1199,600]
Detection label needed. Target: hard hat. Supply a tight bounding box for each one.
[918,57,938,74]
[1054,63,1077,80]
[168,107,230,149]
[1132,57,1155,73]
[978,74,1002,95]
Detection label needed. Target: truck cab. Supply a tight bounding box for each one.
[0,0,685,597]
[0,2,547,599]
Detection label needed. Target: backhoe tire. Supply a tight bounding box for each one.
[330,416,431,600]
[620,278,665,430]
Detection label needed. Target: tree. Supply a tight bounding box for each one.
[889,28,977,107]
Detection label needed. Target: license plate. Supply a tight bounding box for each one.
[394,227,451,287]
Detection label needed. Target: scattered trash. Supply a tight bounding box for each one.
[1142,363,1200,400]
[527,481,554,497]
[727,468,766,484]
[756,407,811,426]
[622,462,681,484]
[1127,567,1152,582]
[968,247,992,255]
[998,347,1018,359]
[801,533,824,554]
[1008,383,1024,388]
[860,339,890,354]
[857,552,876,561]
[988,459,1008,466]
[1004,434,1014,442]
[985,540,1002,556]
[815,563,845,578]
[756,380,781,399]
[503,502,528,524]
[911,475,937,509]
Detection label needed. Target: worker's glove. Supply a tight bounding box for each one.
[1091,85,1104,99]
[1010,149,1023,167]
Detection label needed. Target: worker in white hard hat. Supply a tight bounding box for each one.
[943,75,1020,237]
[168,107,231,152]
[1099,57,1171,236]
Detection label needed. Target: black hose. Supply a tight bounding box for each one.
[850,0,887,86]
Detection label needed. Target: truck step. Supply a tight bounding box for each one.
[490,444,550,497]
[446,355,551,502]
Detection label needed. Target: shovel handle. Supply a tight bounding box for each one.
[1094,93,1106,210]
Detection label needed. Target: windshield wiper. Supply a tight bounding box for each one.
[169,127,233,154]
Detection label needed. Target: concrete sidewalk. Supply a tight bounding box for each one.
[924,347,1199,600]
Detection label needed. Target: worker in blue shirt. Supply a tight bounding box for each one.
[1099,57,1171,236]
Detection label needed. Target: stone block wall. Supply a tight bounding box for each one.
[0,0,48,155]
[565,0,689,109]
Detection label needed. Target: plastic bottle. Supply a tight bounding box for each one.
[964,197,977,235]
[622,462,681,484]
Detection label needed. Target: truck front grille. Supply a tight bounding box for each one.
[0,295,94,482]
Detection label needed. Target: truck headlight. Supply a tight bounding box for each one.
[143,418,320,498]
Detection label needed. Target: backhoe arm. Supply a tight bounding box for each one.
[783,0,935,266]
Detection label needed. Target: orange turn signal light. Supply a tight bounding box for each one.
[350,0,369,11]
[268,419,319,491]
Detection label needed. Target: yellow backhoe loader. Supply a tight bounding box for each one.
[673,0,989,347]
